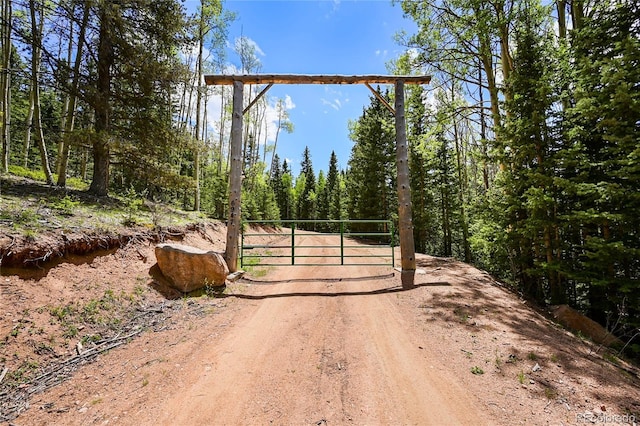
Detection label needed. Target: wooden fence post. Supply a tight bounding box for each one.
[224,80,244,272]
[394,80,416,288]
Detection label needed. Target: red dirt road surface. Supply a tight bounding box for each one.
[6,229,640,425]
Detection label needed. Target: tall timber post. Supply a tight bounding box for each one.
[224,80,244,272]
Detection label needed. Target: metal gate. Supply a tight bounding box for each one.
[240,219,394,267]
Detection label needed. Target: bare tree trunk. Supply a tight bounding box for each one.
[183,58,195,131]
[58,0,89,187]
[193,2,205,211]
[453,115,471,263]
[1,0,11,172]
[202,87,209,146]
[496,4,513,106]
[29,0,54,184]
[89,3,114,196]
[80,146,88,180]
[23,88,34,168]
[571,0,584,31]
[177,53,194,129]
[557,0,567,39]
[268,100,284,171]
[478,60,489,191]
[472,4,502,134]
[57,1,74,174]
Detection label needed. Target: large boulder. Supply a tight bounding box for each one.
[154,243,229,292]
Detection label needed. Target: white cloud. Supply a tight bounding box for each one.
[321,98,340,111]
[235,36,266,57]
[283,95,296,110]
[320,86,349,111]
[375,49,388,58]
[324,0,341,19]
[221,63,241,74]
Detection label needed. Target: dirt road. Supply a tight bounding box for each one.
[133,234,488,425]
[9,229,639,425]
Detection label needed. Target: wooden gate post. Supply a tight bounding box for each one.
[224,80,244,272]
[394,80,416,288]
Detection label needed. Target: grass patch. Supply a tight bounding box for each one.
[494,350,503,371]
[453,307,471,324]
[8,165,88,191]
[48,289,142,342]
[470,366,484,375]
[603,352,620,365]
[242,256,268,277]
[0,171,208,240]
[50,195,81,216]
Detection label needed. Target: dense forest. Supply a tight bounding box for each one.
[0,0,638,355]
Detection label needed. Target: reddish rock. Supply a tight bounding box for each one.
[155,243,229,292]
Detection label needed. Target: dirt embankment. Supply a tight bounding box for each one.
[1,227,639,425]
[0,223,211,270]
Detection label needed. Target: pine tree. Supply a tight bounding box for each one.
[499,0,560,303]
[86,0,190,196]
[326,151,342,231]
[298,146,317,229]
[279,160,294,220]
[405,83,433,254]
[270,154,284,218]
[561,1,640,331]
[346,90,397,234]
[316,170,328,231]
[242,163,279,221]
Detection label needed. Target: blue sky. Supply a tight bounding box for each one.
[210,0,417,174]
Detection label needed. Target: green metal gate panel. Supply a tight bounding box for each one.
[241,219,394,267]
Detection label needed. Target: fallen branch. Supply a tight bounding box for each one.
[0,301,171,422]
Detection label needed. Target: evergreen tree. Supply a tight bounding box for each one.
[298,146,317,229]
[346,90,397,235]
[200,151,228,219]
[316,170,328,231]
[241,163,279,221]
[561,1,640,331]
[498,0,560,303]
[270,154,285,220]
[326,151,343,231]
[293,171,306,220]
[405,82,434,254]
[86,0,190,196]
[279,160,294,220]
[432,129,460,257]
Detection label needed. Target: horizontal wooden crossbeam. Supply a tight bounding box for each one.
[204,74,431,86]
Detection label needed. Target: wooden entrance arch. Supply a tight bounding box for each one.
[203,74,431,288]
